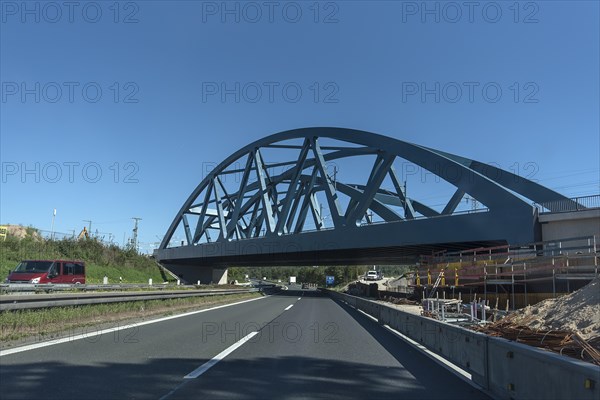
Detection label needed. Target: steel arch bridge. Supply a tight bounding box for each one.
[154,127,575,283]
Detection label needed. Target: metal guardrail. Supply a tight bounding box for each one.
[0,288,259,311]
[0,283,203,293]
[535,194,600,213]
[324,290,600,400]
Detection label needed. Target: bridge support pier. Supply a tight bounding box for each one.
[211,267,228,285]
[161,263,228,285]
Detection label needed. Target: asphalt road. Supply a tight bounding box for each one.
[0,288,490,399]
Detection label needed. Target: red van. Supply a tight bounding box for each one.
[5,260,86,284]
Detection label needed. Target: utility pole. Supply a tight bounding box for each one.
[131,217,142,252]
[83,220,92,236]
[50,208,56,240]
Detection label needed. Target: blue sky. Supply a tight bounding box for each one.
[1,0,599,252]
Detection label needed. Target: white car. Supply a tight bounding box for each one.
[366,271,378,281]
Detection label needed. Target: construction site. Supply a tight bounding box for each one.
[359,235,600,366]
[414,235,598,309]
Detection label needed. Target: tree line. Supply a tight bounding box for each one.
[228,265,413,286]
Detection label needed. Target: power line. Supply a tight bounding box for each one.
[550,181,599,190]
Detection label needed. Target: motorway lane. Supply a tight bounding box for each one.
[0,294,296,399]
[166,290,490,400]
[1,290,490,399]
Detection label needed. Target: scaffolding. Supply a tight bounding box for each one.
[413,236,598,309]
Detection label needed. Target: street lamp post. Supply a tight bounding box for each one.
[50,209,56,240]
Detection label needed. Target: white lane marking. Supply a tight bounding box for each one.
[352,306,479,388]
[0,295,269,357]
[183,331,258,379]
[297,297,301,300]
[382,323,471,379]
[284,304,293,311]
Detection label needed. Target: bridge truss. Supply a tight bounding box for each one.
[155,128,576,270]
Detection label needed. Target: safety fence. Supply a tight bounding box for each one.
[534,194,600,213]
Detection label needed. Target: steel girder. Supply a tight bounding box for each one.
[155,127,575,267]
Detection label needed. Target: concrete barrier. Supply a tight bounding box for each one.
[486,336,600,400]
[326,290,600,400]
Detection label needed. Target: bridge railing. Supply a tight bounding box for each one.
[534,194,600,213]
[324,290,600,400]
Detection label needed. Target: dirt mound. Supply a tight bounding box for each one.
[506,276,600,340]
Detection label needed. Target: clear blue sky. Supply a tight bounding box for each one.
[1,1,599,252]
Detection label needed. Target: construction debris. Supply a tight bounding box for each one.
[473,277,600,365]
[473,320,600,366]
[380,296,419,306]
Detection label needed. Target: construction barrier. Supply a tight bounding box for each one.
[325,290,600,400]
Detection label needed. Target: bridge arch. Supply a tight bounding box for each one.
[155,127,574,280]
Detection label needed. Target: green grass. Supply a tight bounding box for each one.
[84,261,163,284]
[0,234,165,284]
[0,292,261,343]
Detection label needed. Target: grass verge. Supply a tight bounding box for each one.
[0,235,166,284]
[0,292,262,347]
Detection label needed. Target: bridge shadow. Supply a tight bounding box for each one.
[0,355,488,400]
[259,289,490,400]
[0,358,199,400]
[168,355,489,400]
[0,290,490,400]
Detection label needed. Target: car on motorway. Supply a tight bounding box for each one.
[365,270,379,281]
[5,260,86,284]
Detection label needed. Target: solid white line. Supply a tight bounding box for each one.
[381,324,489,396]
[355,308,378,322]
[284,304,293,311]
[383,324,471,380]
[352,306,482,390]
[0,295,269,357]
[183,331,258,379]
